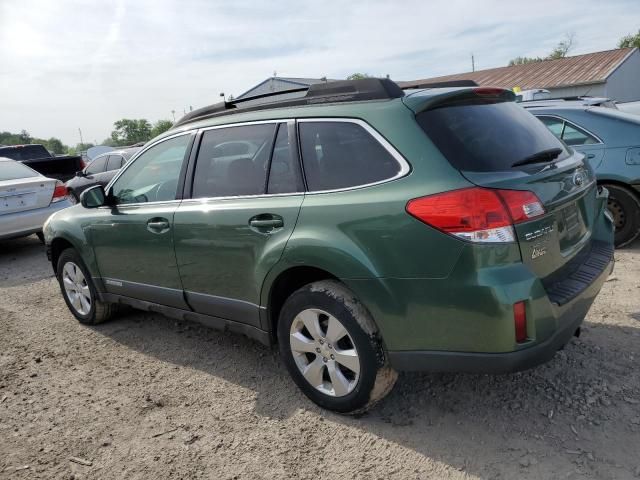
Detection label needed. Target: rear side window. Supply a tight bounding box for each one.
[299,121,401,191]
[0,145,50,160]
[267,124,303,194]
[417,101,570,172]
[192,124,276,198]
[86,156,107,174]
[538,116,599,146]
[106,155,124,171]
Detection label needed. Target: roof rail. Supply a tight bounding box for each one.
[400,79,479,89]
[174,78,404,127]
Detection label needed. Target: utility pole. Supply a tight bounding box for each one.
[471,54,475,72]
[78,128,84,146]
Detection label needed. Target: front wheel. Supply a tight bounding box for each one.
[604,184,640,248]
[56,248,116,324]
[278,280,397,414]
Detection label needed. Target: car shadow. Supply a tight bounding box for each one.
[0,235,52,287]
[92,308,640,479]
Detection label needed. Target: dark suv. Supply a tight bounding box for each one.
[44,79,614,413]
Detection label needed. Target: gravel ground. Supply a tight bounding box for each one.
[1,235,639,479]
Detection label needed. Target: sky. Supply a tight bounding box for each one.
[1,0,639,146]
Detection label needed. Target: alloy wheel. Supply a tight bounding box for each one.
[62,262,92,315]
[607,197,625,230]
[289,308,360,397]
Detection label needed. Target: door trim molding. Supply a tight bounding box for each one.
[102,277,188,310]
[185,291,262,328]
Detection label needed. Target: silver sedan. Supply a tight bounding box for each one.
[0,157,72,241]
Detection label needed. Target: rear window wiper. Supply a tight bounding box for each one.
[511,148,562,168]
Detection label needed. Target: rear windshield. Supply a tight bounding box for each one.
[417,101,570,172]
[0,145,51,161]
[0,160,40,180]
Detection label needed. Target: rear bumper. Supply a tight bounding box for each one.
[387,250,613,373]
[0,200,72,240]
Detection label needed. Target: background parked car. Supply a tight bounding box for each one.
[0,157,72,241]
[0,144,84,182]
[65,147,140,202]
[523,103,640,247]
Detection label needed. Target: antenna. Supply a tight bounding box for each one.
[471,54,475,72]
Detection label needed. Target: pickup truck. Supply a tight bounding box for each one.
[0,144,84,182]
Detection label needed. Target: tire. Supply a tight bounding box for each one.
[56,248,116,324]
[603,184,640,248]
[278,280,397,414]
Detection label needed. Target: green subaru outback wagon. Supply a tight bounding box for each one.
[45,79,614,413]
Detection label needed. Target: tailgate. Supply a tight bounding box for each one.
[0,178,56,215]
[463,155,597,276]
[22,156,82,181]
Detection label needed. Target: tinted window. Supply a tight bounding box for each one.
[192,124,276,198]
[538,116,599,146]
[106,155,124,171]
[86,156,108,174]
[267,125,303,194]
[111,134,191,204]
[0,160,39,180]
[299,121,401,191]
[417,101,570,172]
[0,145,50,160]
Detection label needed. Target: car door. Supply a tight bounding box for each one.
[89,133,194,309]
[537,115,606,170]
[173,121,304,327]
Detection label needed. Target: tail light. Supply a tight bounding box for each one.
[51,181,67,204]
[513,301,527,343]
[406,187,544,243]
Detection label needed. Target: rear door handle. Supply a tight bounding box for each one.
[147,217,170,234]
[586,153,596,159]
[249,214,284,231]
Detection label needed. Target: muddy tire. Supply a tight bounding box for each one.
[278,280,397,414]
[56,248,116,325]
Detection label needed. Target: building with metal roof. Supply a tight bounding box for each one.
[235,77,337,106]
[399,47,640,102]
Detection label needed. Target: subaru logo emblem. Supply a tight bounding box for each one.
[573,170,585,187]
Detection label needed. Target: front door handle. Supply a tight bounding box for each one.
[249,214,284,231]
[147,217,170,234]
[585,153,596,159]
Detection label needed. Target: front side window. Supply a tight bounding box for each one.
[538,116,599,146]
[111,134,191,204]
[192,123,276,198]
[86,155,108,175]
[299,121,401,191]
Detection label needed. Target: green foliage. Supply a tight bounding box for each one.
[346,73,372,80]
[110,119,152,146]
[150,120,173,138]
[618,30,640,48]
[508,33,574,66]
[0,130,70,155]
[508,56,544,66]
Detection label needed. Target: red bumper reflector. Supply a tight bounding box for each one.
[514,301,527,343]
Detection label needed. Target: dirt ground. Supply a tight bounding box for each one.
[0,235,639,480]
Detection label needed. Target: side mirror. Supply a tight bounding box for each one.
[75,170,85,177]
[80,185,107,208]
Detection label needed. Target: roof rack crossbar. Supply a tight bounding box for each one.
[402,80,479,89]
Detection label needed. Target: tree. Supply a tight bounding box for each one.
[110,119,152,146]
[508,56,544,66]
[346,73,372,80]
[618,30,640,48]
[150,120,173,138]
[508,33,575,66]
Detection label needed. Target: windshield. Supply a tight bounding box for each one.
[417,101,570,172]
[0,160,40,180]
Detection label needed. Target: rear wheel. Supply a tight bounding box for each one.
[604,184,640,248]
[56,248,115,324]
[278,280,397,414]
